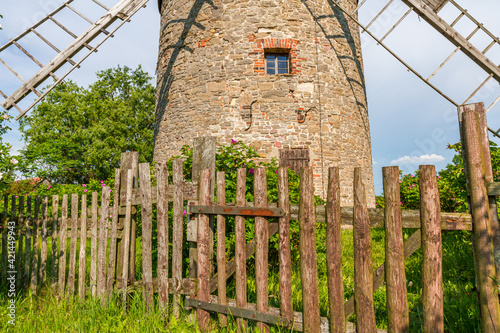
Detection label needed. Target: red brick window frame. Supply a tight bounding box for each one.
[251,37,301,75]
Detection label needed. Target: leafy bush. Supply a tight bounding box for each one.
[163,140,305,271]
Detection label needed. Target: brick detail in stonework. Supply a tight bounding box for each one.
[198,38,210,48]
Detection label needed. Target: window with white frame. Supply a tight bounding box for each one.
[265,52,290,74]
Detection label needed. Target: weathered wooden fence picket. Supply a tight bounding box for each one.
[2,121,499,331]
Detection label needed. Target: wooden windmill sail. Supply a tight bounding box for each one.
[1,0,500,130]
[0,0,149,120]
[335,0,500,135]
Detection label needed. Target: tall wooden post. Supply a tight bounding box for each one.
[188,137,216,280]
[116,152,138,285]
[459,103,500,286]
[462,108,500,332]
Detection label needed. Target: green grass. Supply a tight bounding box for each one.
[0,228,480,332]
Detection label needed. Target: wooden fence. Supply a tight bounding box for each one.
[189,164,452,333]
[0,162,473,332]
[1,118,499,332]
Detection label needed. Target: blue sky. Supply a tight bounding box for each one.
[1,0,500,195]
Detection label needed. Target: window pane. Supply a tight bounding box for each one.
[278,61,288,69]
[265,53,290,74]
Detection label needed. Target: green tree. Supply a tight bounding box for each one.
[18,65,155,184]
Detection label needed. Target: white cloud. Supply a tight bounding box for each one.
[390,154,445,166]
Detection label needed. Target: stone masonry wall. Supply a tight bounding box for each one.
[155,0,375,207]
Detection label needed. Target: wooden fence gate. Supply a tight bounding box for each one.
[186,164,453,333]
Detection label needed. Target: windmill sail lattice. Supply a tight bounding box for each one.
[335,0,500,135]
[0,0,149,120]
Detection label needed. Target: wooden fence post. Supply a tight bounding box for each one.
[51,195,59,289]
[157,163,170,312]
[24,196,32,284]
[383,166,409,333]
[235,168,247,332]
[122,169,134,307]
[1,195,7,286]
[67,193,78,297]
[353,167,376,333]
[106,169,121,301]
[197,169,211,332]
[278,167,292,325]
[139,163,154,310]
[58,195,68,296]
[78,195,87,299]
[10,197,18,287]
[9,197,15,287]
[97,187,110,303]
[90,191,98,298]
[30,196,40,293]
[419,165,444,333]
[462,110,500,332]
[460,103,500,286]
[116,152,138,286]
[39,196,48,285]
[299,167,320,333]
[172,158,184,318]
[189,137,216,283]
[326,167,345,333]
[255,167,269,333]
[17,197,24,291]
[216,171,227,327]
[477,106,500,287]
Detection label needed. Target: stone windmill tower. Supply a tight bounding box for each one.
[154,0,375,206]
[2,0,500,207]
